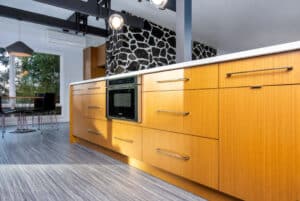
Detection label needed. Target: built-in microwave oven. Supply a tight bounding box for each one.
[106,76,141,122]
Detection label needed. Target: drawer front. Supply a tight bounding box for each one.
[82,119,112,148]
[72,81,106,95]
[142,90,218,139]
[143,65,218,91]
[84,94,106,120]
[220,51,300,88]
[72,85,86,95]
[84,81,106,94]
[112,122,142,160]
[142,128,219,189]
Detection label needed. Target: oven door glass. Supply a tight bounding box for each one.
[108,88,136,120]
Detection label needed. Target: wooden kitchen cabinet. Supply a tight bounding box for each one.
[219,85,300,201]
[83,44,106,80]
[143,64,218,91]
[142,89,218,139]
[219,51,300,88]
[71,94,85,138]
[112,122,142,160]
[142,128,219,189]
[83,119,112,149]
[97,44,106,67]
[84,94,106,120]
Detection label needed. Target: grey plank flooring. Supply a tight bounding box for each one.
[0,124,206,201]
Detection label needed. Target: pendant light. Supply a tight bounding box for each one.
[150,0,168,9]
[6,21,33,57]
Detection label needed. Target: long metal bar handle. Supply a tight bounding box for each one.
[157,110,190,116]
[88,87,101,90]
[88,106,102,109]
[157,78,190,83]
[114,137,134,144]
[226,66,293,78]
[156,148,190,161]
[87,129,102,135]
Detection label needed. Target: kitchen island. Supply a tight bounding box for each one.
[70,41,300,201]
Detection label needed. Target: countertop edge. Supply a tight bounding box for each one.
[70,40,300,86]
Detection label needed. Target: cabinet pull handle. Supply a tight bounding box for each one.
[87,129,102,135]
[250,85,262,89]
[88,106,102,109]
[156,148,190,161]
[226,66,293,78]
[88,87,101,90]
[73,89,82,91]
[157,110,190,116]
[114,137,134,143]
[157,78,190,83]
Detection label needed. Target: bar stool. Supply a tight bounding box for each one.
[0,97,16,138]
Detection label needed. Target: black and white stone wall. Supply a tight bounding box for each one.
[106,18,217,75]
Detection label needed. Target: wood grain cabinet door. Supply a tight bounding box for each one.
[143,65,218,91]
[143,89,218,139]
[112,122,142,160]
[84,94,106,120]
[142,128,219,189]
[83,119,112,149]
[220,85,300,201]
[219,51,300,88]
[72,94,85,138]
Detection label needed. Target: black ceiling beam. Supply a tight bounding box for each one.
[67,12,88,23]
[0,5,108,37]
[66,12,89,34]
[34,0,144,29]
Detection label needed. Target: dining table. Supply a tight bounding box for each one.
[2,96,44,133]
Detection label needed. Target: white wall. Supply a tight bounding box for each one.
[0,17,106,122]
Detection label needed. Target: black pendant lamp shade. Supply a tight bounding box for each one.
[6,41,33,57]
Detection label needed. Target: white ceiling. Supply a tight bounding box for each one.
[1,0,300,54]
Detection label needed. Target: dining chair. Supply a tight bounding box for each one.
[0,96,16,138]
[32,93,45,131]
[32,93,58,131]
[43,93,58,129]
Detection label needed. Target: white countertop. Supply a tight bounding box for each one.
[70,40,300,86]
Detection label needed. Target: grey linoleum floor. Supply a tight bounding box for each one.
[0,123,206,201]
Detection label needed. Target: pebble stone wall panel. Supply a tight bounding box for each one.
[106,20,217,75]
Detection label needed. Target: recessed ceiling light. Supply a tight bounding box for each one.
[108,14,125,31]
[150,0,168,9]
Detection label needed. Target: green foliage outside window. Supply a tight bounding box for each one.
[16,52,60,102]
[0,49,60,103]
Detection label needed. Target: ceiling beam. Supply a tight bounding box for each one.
[34,0,144,28]
[0,5,108,37]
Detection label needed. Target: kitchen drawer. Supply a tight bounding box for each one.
[142,90,218,139]
[142,128,219,189]
[81,119,112,148]
[72,81,106,95]
[220,51,300,88]
[72,84,86,95]
[143,65,218,91]
[83,94,106,120]
[112,122,142,160]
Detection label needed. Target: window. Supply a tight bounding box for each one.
[0,48,61,113]
[0,48,9,97]
[15,52,60,103]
